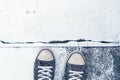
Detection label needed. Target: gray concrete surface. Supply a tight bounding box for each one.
[0,46,120,80]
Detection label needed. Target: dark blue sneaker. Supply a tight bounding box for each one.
[64,52,86,80]
[34,49,55,80]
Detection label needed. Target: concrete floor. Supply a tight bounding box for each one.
[0,46,119,80]
[0,0,120,80]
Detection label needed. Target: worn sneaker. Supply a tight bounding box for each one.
[64,52,86,80]
[34,49,55,80]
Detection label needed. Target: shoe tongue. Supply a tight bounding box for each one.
[37,60,54,66]
[67,63,86,71]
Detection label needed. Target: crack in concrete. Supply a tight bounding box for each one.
[0,39,119,44]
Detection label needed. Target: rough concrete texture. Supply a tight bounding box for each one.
[40,46,119,80]
[0,46,120,80]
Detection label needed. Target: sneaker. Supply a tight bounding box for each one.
[64,52,86,80]
[34,49,55,80]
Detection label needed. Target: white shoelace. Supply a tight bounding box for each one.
[38,66,53,80]
[68,70,84,80]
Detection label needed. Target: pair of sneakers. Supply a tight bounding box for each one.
[34,49,86,80]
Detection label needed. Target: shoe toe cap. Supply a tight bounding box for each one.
[38,49,54,61]
[68,52,85,65]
